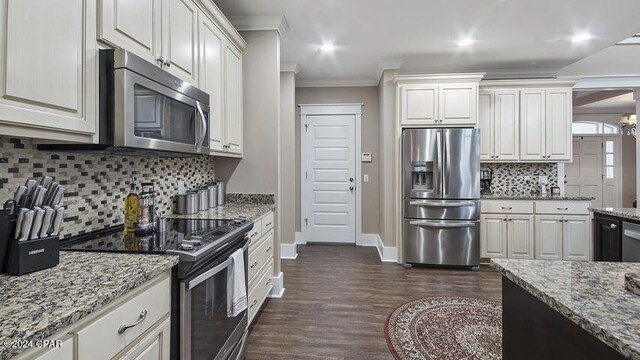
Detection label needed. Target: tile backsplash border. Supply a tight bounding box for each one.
[0,137,217,239]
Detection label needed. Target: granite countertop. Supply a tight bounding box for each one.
[589,207,640,222]
[482,194,594,201]
[491,259,640,360]
[168,202,275,221]
[0,252,178,359]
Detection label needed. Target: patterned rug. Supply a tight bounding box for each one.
[385,296,502,360]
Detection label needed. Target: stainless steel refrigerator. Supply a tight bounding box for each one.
[402,128,480,268]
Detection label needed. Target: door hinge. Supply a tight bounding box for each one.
[305,171,308,179]
[305,124,309,132]
[304,218,308,226]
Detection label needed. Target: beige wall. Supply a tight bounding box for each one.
[622,133,637,207]
[279,71,296,244]
[378,69,399,247]
[218,30,283,274]
[294,86,380,235]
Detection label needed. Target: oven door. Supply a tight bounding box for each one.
[114,68,209,155]
[180,242,249,360]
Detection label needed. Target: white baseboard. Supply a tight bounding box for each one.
[280,243,298,259]
[359,233,379,247]
[376,236,398,262]
[295,231,306,245]
[268,272,285,298]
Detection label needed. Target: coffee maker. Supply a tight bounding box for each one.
[480,170,493,195]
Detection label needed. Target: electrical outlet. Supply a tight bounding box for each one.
[363,174,369,183]
[177,180,186,195]
[539,175,548,184]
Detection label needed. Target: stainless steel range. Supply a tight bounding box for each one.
[402,128,481,268]
[60,217,253,360]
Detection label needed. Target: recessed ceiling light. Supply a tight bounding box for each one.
[457,38,474,47]
[571,33,592,43]
[320,44,335,52]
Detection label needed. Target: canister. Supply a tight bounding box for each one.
[208,185,218,209]
[177,192,198,215]
[197,188,209,211]
[217,181,226,206]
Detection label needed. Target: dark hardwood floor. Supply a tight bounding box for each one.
[246,244,501,360]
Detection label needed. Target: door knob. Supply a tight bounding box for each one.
[349,186,354,191]
[349,178,354,182]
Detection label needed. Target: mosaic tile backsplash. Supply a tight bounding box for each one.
[0,137,216,239]
[481,163,558,196]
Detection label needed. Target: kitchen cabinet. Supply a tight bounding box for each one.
[593,213,622,261]
[396,74,483,127]
[545,89,572,161]
[223,43,244,156]
[247,211,275,325]
[479,90,519,161]
[199,16,225,152]
[114,318,171,360]
[162,0,199,84]
[563,215,591,261]
[507,214,534,259]
[0,0,98,143]
[32,336,73,360]
[480,213,533,259]
[535,215,564,260]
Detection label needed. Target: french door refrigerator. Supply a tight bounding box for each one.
[402,128,480,268]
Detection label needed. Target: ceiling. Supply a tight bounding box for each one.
[213,0,640,86]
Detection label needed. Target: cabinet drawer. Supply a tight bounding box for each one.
[481,200,534,214]
[248,230,274,284]
[33,336,73,360]
[261,212,274,234]
[535,201,590,215]
[77,275,171,359]
[248,260,274,324]
[248,218,263,250]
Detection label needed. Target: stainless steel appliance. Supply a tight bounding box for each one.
[40,49,210,156]
[480,169,493,195]
[402,128,480,268]
[622,221,640,262]
[60,217,253,360]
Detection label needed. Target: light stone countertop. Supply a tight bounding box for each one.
[168,201,275,221]
[590,207,640,222]
[491,258,640,360]
[481,194,594,201]
[0,252,178,359]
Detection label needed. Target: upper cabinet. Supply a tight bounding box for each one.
[479,80,575,163]
[0,0,98,142]
[396,74,484,127]
[199,16,225,152]
[162,0,199,84]
[223,43,243,156]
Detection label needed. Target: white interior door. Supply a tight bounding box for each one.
[304,114,356,243]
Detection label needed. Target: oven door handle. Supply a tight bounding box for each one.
[409,220,477,228]
[196,101,207,152]
[185,242,248,290]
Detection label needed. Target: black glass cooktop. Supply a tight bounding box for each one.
[60,218,241,254]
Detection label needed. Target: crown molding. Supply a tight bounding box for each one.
[281,62,301,74]
[394,72,486,84]
[375,61,403,84]
[227,15,289,36]
[565,75,640,90]
[483,69,559,80]
[481,78,577,88]
[296,77,379,88]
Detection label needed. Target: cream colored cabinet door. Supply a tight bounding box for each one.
[33,336,73,360]
[115,318,171,360]
[535,215,563,260]
[507,215,534,259]
[519,90,546,161]
[0,0,97,142]
[494,90,519,161]
[480,214,507,258]
[199,15,225,153]
[99,0,162,64]
[224,42,243,155]
[478,91,494,161]
[162,0,198,84]
[562,215,591,261]
[399,85,438,126]
[545,89,572,161]
[438,83,477,126]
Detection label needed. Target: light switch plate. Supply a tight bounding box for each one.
[539,175,548,183]
[363,174,369,183]
[177,180,186,195]
[361,153,372,162]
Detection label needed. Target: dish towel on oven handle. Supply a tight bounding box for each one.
[227,248,247,317]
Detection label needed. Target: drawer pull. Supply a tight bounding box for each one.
[266,246,272,252]
[250,261,258,269]
[501,207,513,210]
[118,310,147,335]
[265,221,272,227]
[249,299,258,309]
[557,207,569,210]
[251,231,259,237]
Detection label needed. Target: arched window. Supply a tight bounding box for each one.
[572,121,618,135]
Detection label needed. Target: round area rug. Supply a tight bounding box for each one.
[385,296,502,360]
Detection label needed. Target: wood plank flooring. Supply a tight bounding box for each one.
[246,244,501,359]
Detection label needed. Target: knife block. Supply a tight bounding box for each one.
[0,212,59,275]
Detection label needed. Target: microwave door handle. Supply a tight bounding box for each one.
[196,101,207,151]
[186,257,233,290]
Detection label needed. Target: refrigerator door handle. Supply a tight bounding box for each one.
[409,200,476,207]
[443,130,450,196]
[435,130,442,197]
[409,220,477,228]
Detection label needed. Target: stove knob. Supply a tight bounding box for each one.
[179,243,194,251]
[191,239,202,246]
[233,218,244,224]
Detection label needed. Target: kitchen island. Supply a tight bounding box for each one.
[492,258,640,360]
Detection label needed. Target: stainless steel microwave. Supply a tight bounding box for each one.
[98,49,210,155]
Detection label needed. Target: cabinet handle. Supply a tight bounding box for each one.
[164,60,171,67]
[156,57,164,64]
[501,207,513,210]
[557,207,569,211]
[250,261,258,268]
[251,231,259,237]
[266,278,272,285]
[118,310,147,335]
[611,224,618,229]
[265,221,272,227]
[266,246,272,252]
[249,299,258,309]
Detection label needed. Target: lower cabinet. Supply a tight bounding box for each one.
[593,214,622,261]
[247,211,275,325]
[28,273,172,360]
[481,200,591,261]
